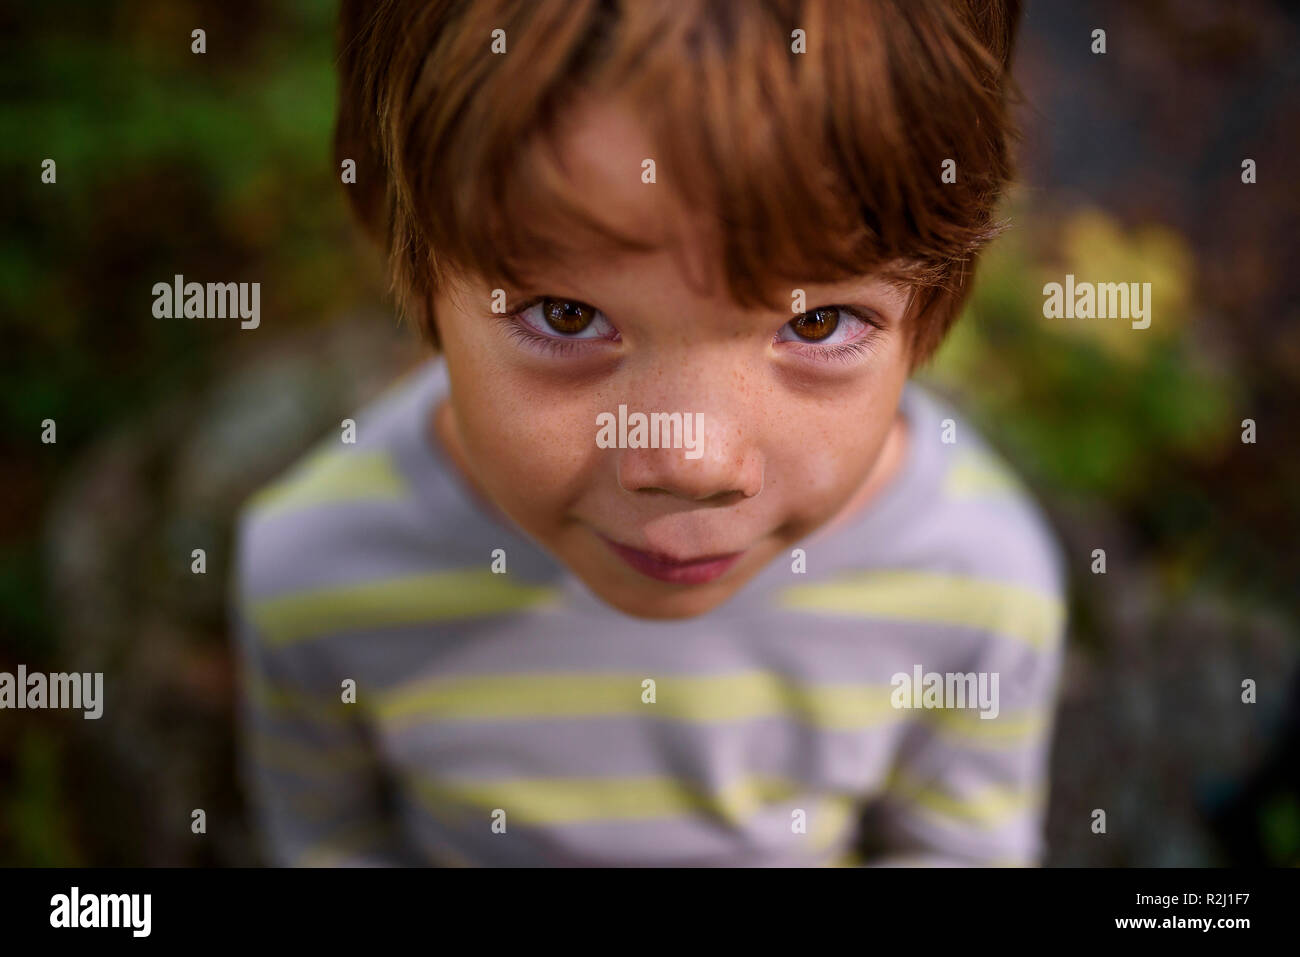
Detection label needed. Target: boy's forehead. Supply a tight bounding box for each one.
[508,94,911,316]
[532,94,718,277]
[553,97,667,230]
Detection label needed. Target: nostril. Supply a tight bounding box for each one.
[625,484,748,506]
[695,489,748,506]
[614,431,764,502]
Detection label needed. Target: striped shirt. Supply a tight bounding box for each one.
[230,357,1067,867]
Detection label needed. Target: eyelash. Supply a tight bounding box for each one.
[502,317,594,358]
[793,339,876,364]
[496,296,615,358]
[497,298,882,363]
[779,307,883,365]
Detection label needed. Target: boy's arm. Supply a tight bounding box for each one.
[232,595,411,866]
[862,620,1068,867]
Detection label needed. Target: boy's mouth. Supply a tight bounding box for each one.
[597,535,744,585]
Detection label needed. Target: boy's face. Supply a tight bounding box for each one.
[431,97,914,619]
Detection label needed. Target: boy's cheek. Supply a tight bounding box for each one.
[768,393,902,515]
[454,389,601,500]
[768,448,873,529]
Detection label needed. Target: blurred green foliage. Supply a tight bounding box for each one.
[1260,794,1300,866]
[2,730,83,867]
[930,205,1236,497]
[2,0,369,866]
[924,203,1292,618]
[2,0,373,653]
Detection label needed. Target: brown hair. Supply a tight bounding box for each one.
[336,0,1021,365]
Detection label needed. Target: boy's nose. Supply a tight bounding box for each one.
[615,416,764,503]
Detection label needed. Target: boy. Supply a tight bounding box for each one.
[231,0,1066,866]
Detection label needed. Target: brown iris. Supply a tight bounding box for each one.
[541,298,598,335]
[790,307,839,341]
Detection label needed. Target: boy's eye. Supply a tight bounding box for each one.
[776,306,871,347]
[515,297,616,340]
[788,307,840,341]
[541,298,598,334]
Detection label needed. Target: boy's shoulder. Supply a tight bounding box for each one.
[860,383,1066,603]
[778,385,1068,670]
[242,359,439,508]
[231,359,456,609]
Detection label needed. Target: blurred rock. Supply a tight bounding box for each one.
[43,313,420,864]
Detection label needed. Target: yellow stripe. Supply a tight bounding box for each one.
[776,570,1064,650]
[907,783,1038,826]
[922,706,1048,747]
[410,772,841,828]
[248,569,560,646]
[885,771,1044,829]
[373,671,1049,748]
[375,671,900,730]
[942,449,1025,500]
[248,667,1047,758]
[248,362,432,519]
[250,666,1048,748]
[247,448,410,517]
[807,795,860,854]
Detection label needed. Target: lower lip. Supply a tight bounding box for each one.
[600,537,744,585]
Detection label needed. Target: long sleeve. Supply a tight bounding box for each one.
[863,618,1068,867]
[230,527,412,866]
